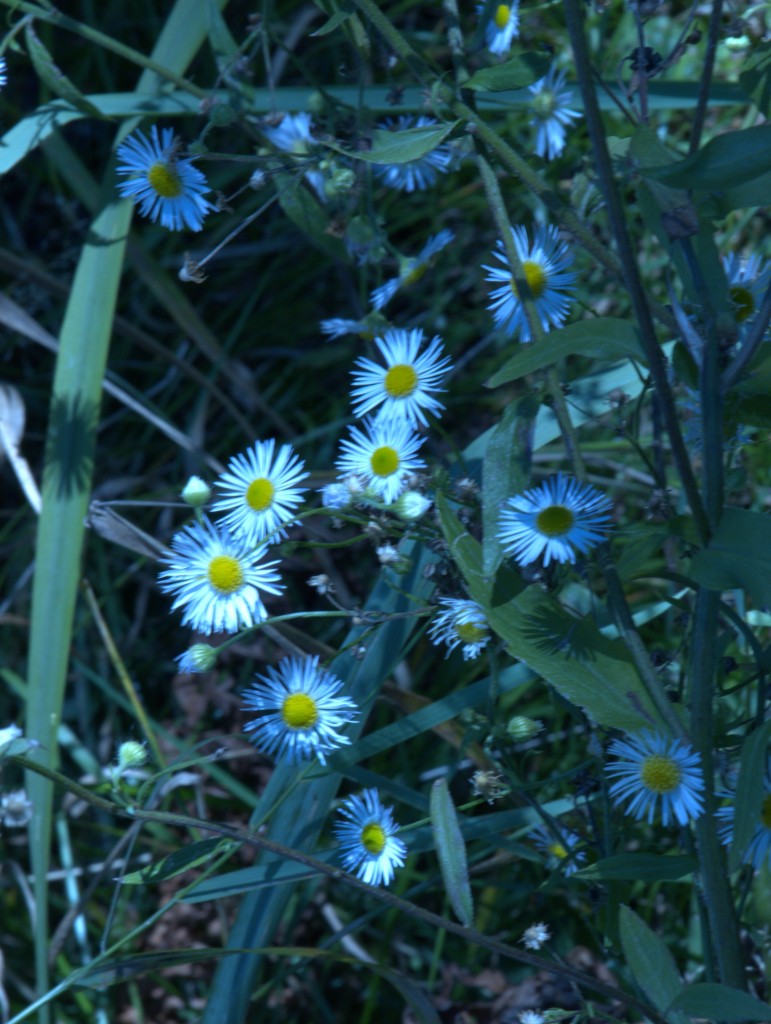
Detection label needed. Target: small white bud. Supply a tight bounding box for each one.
[181,475,211,507]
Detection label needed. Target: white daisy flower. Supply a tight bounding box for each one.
[261,112,326,201]
[723,252,771,324]
[351,328,452,427]
[242,656,358,765]
[529,66,581,160]
[483,223,576,341]
[334,788,407,886]
[116,125,215,232]
[371,116,457,193]
[497,474,612,566]
[531,824,586,876]
[428,598,491,660]
[212,440,309,545]
[158,517,283,634]
[477,2,520,55]
[371,229,455,310]
[606,730,705,826]
[717,767,771,869]
[519,1012,544,1024]
[335,417,426,505]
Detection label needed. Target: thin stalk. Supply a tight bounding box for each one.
[689,0,723,154]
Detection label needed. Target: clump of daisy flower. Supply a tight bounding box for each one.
[351,328,452,427]
[334,788,407,885]
[606,730,705,826]
[717,771,771,869]
[371,116,457,193]
[497,474,613,566]
[477,2,520,55]
[261,111,326,201]
[529,66,582,160]
[521,921,551,950]
[483,224,576,341]
[428,597,491,660]
[212,439,309,545]
[335,416,426,505]
[370,229,455,309]
[242,656,358,765]
[158,517,283,634]
[116,125,215,232]
[723,252,770,324]
[531,823,586,876]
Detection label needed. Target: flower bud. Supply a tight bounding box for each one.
[117,741,148,772]
[181,475,211,507]
[393,490,432,521]
[506,715,544,741]
[176,644,217,674]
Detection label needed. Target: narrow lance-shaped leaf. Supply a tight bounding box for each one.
[430,778,474,928]
[618,905,690,1023]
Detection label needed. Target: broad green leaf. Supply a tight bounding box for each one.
[121,838,239,884]
[25,23,104,119]
[668,983,771,1021]
[641,124,771,191]
[436,494,663,733]
[689,508,771,607]
[276,173,347,260]
[729,721,771,872]
[739,40,771,116]
[619,906,689,1022]
[574,853,695,882]
[482,398,535,575]
[353,121,459,164]
[486,318,646,387]
[465,53,550,91]
[430,779,474,928]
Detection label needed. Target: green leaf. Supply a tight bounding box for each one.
[436,494,664,733]
[430,779,474,928]
[312,6,354,36]
[276,174,347,260]
[353,121,459,164]
[618,906,688,1022]
[729,721,771,872]
[668,983,771,1021]
[121,838,239,884]
[482,398,535,575]
[486,319,646,387]
[739,39,771,116]
[205,0,240,59]
[25,23,104,118]
[574,853,695,882]
[690,508,771,607]
[465,53,550,91]
[641,125,771,191]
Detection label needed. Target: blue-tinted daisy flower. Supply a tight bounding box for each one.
[497,474,612,566]
[351,328,452,427]
[717,769,771,869]
[723,252,771,324]
[529,66,581,160]
[531,823,586,876]
[158,517,283,634]
[428,597,491,660]
[116,126,214,232]
[0,56,7,89]
[212,440,309,545]
[477,2,520,55]
[242,656,358,765]
[261,112,326,201]
[336,417,426,505]
[484,224,576,341]
[320,481,351,510]
[371,229,455,309]
[606,731,705,827]
[334,788,407,885]
[371,116,456,193]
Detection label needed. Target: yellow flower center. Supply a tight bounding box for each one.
[361,822,386,855]
[512,260,549,300]
[403,262,428,286]
[246,477,275,511]
[282,693,319,729]
[370,445,400,477]
[548,842,568,860]
[535,504,575,537]
[494,4,511,29]
[456,621,488,644]
[207,554,244,594]
[730,284,754,322]
[147,161,183,199]
[384,364,418,398]
[532,89,558,120]
[760,794,771,829]
[640,755,681,794]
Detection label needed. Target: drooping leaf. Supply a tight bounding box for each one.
[575,853,695,882]
[689,507,771,608]
[641,124,771,191]
[353,121,459,164]
[465,53,550,91]
[618,906,689,1022]
[668,983,771,1022]
[729,721,771,872]
[121,838,239,885]
[430,779,474,928]
[275,173,347,260]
